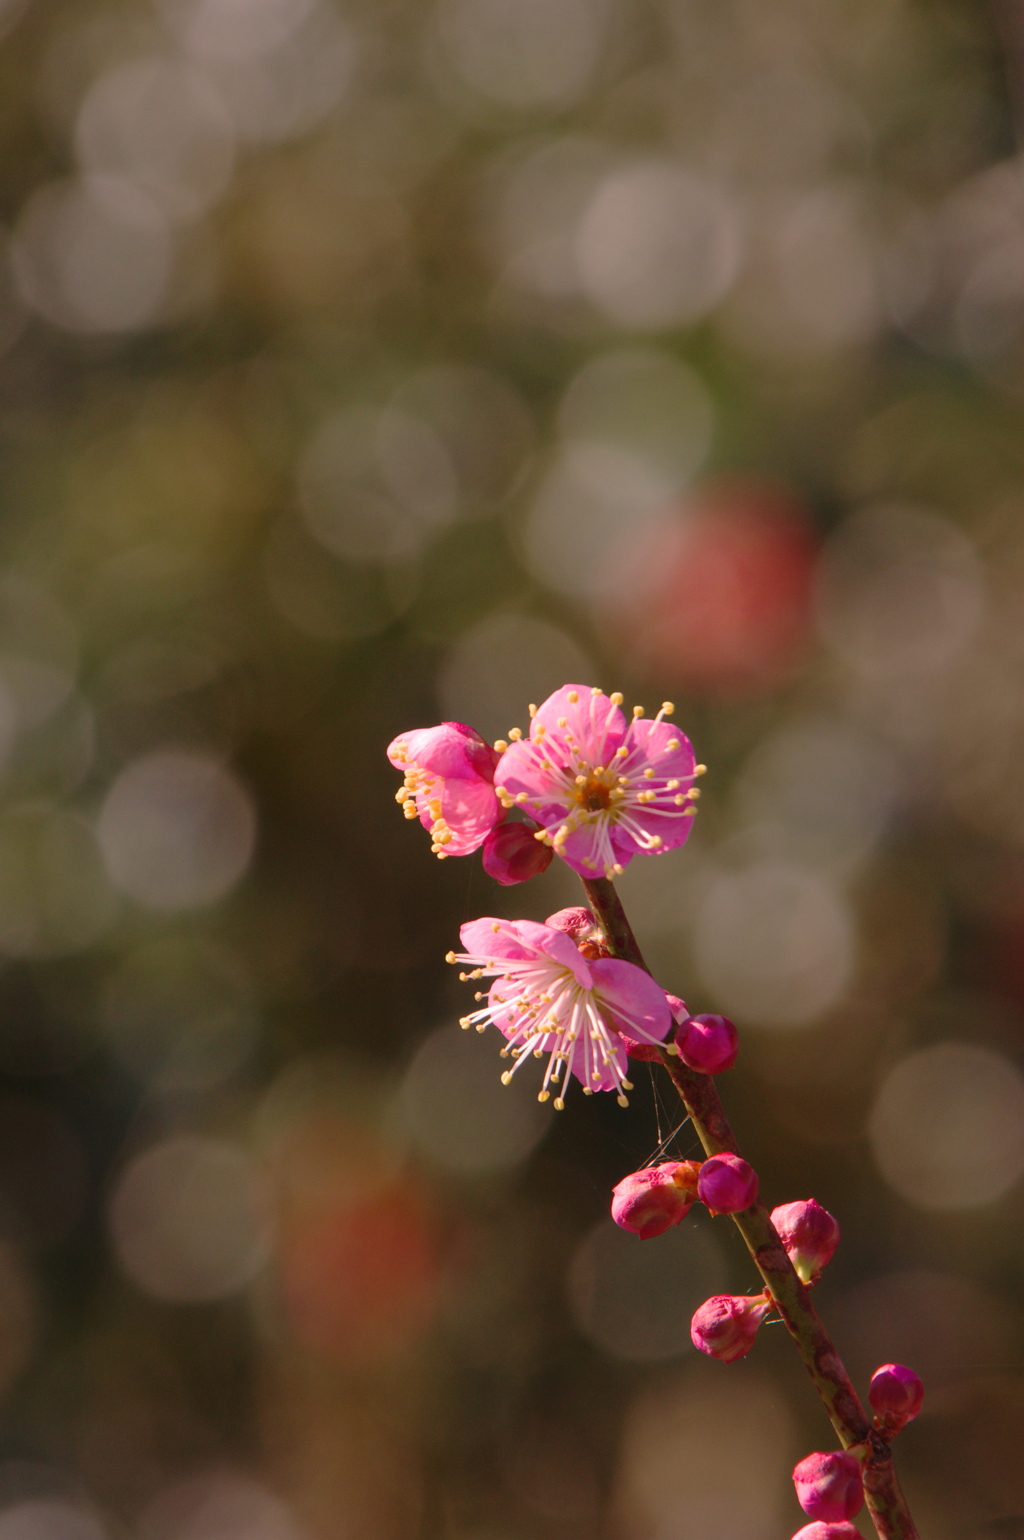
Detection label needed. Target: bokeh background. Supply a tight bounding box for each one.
[0,0,1021,1535]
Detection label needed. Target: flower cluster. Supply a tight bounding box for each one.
[388,687,703,883]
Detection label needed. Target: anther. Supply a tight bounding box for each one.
[644,767,655,778]
[554,1097,565,1110]
[500,1071,513,1085]
[617,1094,629,1107]
[667,738,679,750]
[568,691,579,703]
[508,728,522,741]
[557,716,567,727]
[633,705,644,717]
[493,739,508,752]
[445,951,457,963]
[661,702,675,715]
[695,764,707,775]
[528,704,537,716]
[622,1079,634,1091]
[610,691,623,705]
[538,1090,550,1102]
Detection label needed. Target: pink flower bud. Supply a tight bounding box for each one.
[792,1451,863,1522]
[690,1292,771,1361]
[791,1525,862,1540]
[868,1363,924,1432]
[697,1153,759,1214]
[482,822,553,885]
[611,1161,702,1239]
[770,1199,840,1285]
[545,906,597,937]
[676,1013,738,1074]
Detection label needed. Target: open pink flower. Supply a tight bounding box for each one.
[493,686,701,879]
[388,723,500,857]
[447,917,672,1107]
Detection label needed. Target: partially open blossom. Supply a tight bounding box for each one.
[791,1525,862,1540]
[697,1152,759,1214]
[611,1161,702,1239]
[493,686,701,880]
[481,820,553,884]
[792,1451,864,1522]
[677,1013,738,1074]
[388,723,500,857]
[868,1364,924,1433]
[448,917,672,1107]
[691,1292,771,1361]
[770,1199,840,1285]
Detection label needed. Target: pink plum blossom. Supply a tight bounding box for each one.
[388,723,501,857]
[790,1525,862,1540]
[493,686,701,879]
[691,1293,772,1361]
[676,1013,738,1074]
[771,1199,840,1286]
[481,821,553,884]
[792,1451,864,1522]
[448,917,672,1106]
[611,1161,702,1239]
[868,1364,924,1433]
[697,1153,759,1214]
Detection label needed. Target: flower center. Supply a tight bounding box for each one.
[572,768,617,816]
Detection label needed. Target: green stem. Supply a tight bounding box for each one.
[581,876,919,1540]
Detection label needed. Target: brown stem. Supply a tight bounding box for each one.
[581,877,919,1540]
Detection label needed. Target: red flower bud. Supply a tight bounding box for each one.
[676,1013,738,1074]
[690,1292,771,1362]
[791,1525,862,1540]
[697,1153,759,1214]
[770,1199,840,1285]
[611,1161,702,1239]
[792,1451,863,1522]
[482,822,553,884]
[868,1363,924,1433]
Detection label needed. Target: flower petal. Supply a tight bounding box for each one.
[439,777,502,854]
[590,958,673,1043]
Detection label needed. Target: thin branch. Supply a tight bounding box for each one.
[581,876,919,1540]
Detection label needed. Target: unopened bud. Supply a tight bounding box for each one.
[482,822,553,885]
[611,1161,702,1239]
[792,1451,863,1522]
[690,1292,771,1362]
[697,1153,759,1215]
[770,1199,840,1285]
[545,906,598,939]
[790,1525,862,1540]
[676,1013,738,1074]
[868,1363,924,1433]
